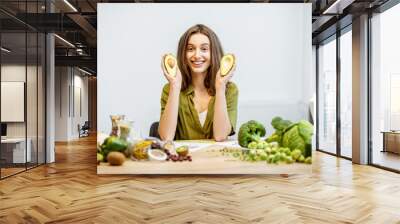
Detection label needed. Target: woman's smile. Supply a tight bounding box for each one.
[186,33,211,74]
[191,60,206,67]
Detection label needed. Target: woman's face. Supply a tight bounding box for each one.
[186,33,211,75]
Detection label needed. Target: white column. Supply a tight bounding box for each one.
[45,0,56,163]
[352,14,369,164]
[46,33,55,163]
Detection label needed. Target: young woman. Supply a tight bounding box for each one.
[158,24,238,141]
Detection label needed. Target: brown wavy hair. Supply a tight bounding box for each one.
[177,24,224,96]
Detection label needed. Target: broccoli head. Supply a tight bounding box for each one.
[271,116,293,132]
[266,116,294,144]
[238,120,266,147]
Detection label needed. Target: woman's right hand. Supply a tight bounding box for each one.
[161,54,182,89]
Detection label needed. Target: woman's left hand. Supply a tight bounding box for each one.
[215,62,236,92]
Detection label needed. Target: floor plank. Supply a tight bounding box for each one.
[0,135,399,223]
[373,151,400,171]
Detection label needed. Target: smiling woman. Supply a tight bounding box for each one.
[158,24,239,141]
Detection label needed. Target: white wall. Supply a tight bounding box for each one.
[72,73,89,137]
[1,65,27,139]
[55,67,89,141]
[1,65,39,138]
[1,64,46,163]
[55,67,68,141]
[98,3,312,137]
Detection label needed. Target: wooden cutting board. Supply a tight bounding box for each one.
[97,144,312,175]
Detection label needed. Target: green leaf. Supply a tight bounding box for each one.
[297,120,314,144]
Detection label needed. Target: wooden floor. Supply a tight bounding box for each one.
[0,135,400,224]
[1,167,25,177]
[1,163,44,178]
[373,151,400,171]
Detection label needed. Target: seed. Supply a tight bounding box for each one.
[167,58,175,68]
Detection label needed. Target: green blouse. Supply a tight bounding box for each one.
[160,82,238,140]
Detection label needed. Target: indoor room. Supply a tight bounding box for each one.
[0,0,399,223]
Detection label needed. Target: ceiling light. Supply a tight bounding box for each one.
[54,34,75,48]
[78,67,92,76]
[76,49,84,55]
[63,0,78,12]
[323,0,341,14]
[322,0,354,14]
[1,47,11,53]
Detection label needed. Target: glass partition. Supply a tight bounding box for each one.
[0,1,46,179]
[1,31,28,177]
[371,4,400,171]
[318,37,337,155]
[339,29,352,158]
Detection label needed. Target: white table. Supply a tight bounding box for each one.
[1,138,31,163]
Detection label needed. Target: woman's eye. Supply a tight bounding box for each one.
[201,48,208,52]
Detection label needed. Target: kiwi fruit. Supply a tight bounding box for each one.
[107,151,126,166]
[176,146,189,157]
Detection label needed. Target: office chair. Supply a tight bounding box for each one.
[79,121,90,138]
[149,122,160,139]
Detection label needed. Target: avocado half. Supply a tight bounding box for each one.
[220,54,235,76]
[164,54,177,77]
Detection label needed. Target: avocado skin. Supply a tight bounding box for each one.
[100,136,128,160]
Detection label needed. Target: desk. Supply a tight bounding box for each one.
[382,131,400,154]
[1,138,31,163]
[97,141,311,175]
